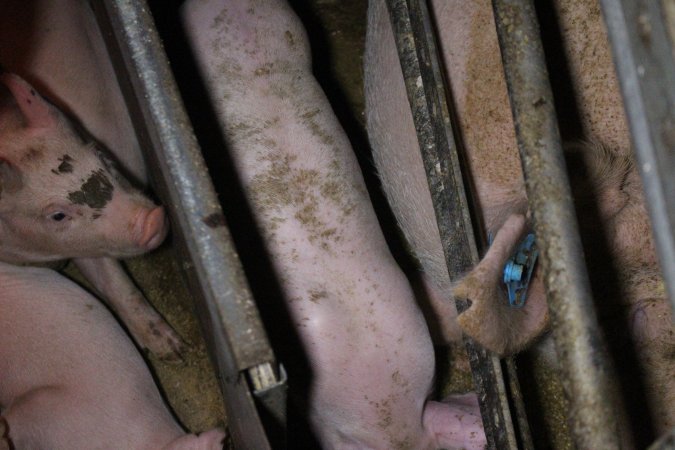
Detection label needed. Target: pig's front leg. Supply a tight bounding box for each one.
[73,257,186,362]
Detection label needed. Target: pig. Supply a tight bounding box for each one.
[0,0,187,362]
[0,260,226,450]
[365,0,674,439]
[0,73,164,263]
[0,2,222,444]
[181,0,486,448]
[0,71,185,361]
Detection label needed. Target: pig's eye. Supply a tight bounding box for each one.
[44,204,75,223]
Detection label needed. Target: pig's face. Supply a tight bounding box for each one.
[0,74,167,263]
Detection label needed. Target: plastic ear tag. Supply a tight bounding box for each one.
[502,233,538,308]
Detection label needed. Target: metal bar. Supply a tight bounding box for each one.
[491,0,623,448]
[385,0,529,448]
[598,0,675,316]
[92,1,286,448]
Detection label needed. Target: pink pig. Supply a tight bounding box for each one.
[0,74,166,262]
[0,261,226,450]
[0,0,186,362]
[0,3,226,447]
[0,73,184,361]
[181,0,486,448]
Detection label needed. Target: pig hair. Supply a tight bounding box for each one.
[565,140,633,198]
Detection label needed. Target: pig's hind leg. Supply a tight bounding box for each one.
[74,257,187,362]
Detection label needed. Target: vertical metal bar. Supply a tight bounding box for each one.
[491,0,623,448]
[385,0,530,447]
[92,1,286,448]
[598,0,675,317]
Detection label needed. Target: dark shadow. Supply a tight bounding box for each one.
[535,1,584,141]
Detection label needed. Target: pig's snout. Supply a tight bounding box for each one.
[134,206,168,251]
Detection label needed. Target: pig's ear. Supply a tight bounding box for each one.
[0,159,23,196]
[0,73,57,129]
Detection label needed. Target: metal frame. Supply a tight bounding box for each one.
[92,1,286,448]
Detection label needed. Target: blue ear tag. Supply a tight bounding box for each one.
[502,233,538,308]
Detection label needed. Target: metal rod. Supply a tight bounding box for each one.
[385,0,532,447]
[598,0,675,317]
[93,1,285,447]
[491,0,623,448]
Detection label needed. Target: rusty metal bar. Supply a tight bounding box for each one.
[491,0,624,448]
[385,0,534,448]
[92,1,286,448]
[598,0,675,318]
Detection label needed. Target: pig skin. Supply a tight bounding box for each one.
[0,261,225,450]
[181,0,486,448]
[0,0,145,184]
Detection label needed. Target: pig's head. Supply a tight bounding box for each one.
[0,73,168,263]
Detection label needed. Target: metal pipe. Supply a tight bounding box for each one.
[491,0,623,448]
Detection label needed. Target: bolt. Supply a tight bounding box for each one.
[504,261,524,283]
